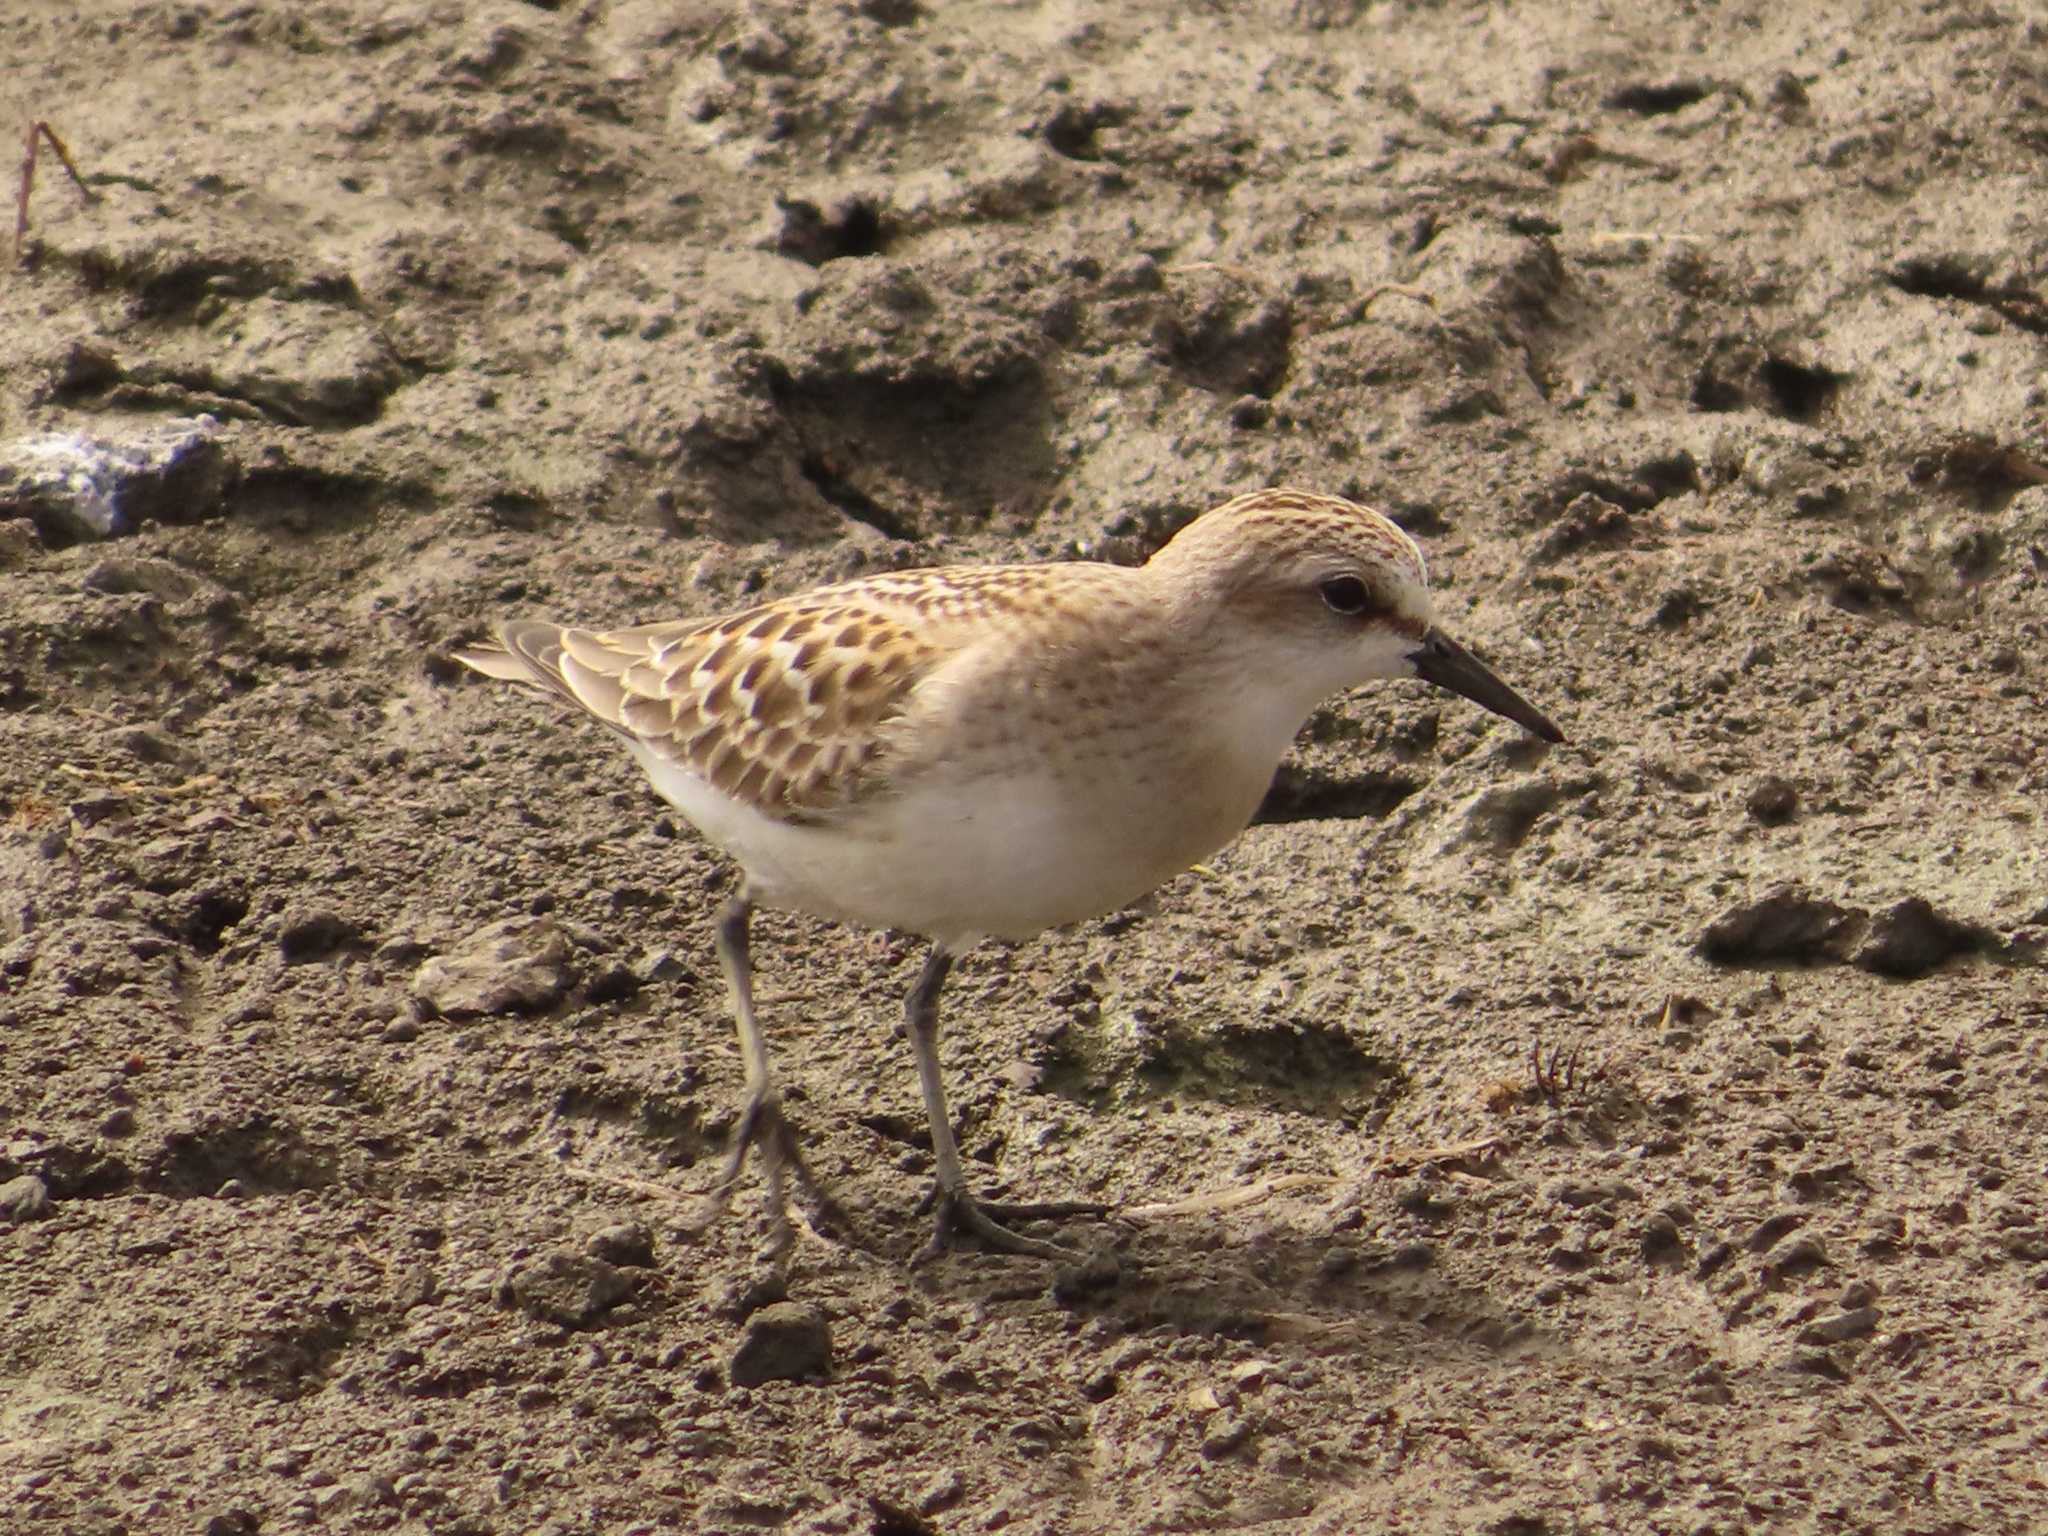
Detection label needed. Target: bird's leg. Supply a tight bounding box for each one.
[905,946,1094,1264]
[694,893,844,1254]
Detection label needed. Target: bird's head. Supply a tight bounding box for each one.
[1151,487,1564,743]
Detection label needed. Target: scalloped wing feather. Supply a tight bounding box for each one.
[463,594,955,821]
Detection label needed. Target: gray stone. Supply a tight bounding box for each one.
[0,416,230,542]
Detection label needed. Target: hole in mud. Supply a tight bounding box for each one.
[229,463,403,545]
[1044,101,1123,161]
[870,1504,939,1536]
[1254,766,1419,825]
[177,889,249,954]
[1635,452,1702,500]
[1888,259,2048,334]
[1910,433,2048,508]
[554,1085,720,1167]
[1889,257,1985,303]
[484,490,551,531]
[1758,357,1843,421]
[1528,452,1699,522]
[1388,501,1450,538]
[147,1115,336,1197]
[856,1111,930,1151]
[774,196,890,266]
[1461,780,1565,850]
[798,456,919,540]
[1034,998,1402,1117]
[1690,369,1745,413]
[770,359,1056,537]
[233,1302,355,1402]
[1132,1022,1399,1114]
[1606,79,1713,115]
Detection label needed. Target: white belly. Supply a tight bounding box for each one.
[633,742,1273,948]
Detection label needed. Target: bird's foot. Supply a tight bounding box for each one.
[913,1186,1116,1267]
[689,1090,852,1260]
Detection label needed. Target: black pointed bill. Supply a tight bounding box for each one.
[1410,627,1564,743]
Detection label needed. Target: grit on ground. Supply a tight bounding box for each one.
[3,4,2045,1534]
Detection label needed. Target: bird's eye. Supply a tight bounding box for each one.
[1319,576,1373,616]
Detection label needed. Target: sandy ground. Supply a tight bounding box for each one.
[4,2,2048,1532]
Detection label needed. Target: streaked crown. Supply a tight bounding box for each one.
[1149,487,1433,640]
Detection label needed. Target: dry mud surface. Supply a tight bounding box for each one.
[4,3,2048,1533]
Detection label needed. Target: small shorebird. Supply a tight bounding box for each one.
[458,488,1563,1261]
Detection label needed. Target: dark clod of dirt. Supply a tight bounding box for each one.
[1544,1178,1640,1209]
[1761,1235,1829,1283]
[1746,1211,1805,1253]
[499,1251,632,1329]
[1697,885,1862,964]
[1639,1214,1687,1266]
[729,1301,833,1387]
[708,1267,790,1321]
[1700,886,1986,978]
[914,1468,964,1515]
[586,1220,656,1269]
[1785,1348,1848,1382]
[1746,776,1800,825]
[80,554,210,603]
[278,906,364,964]
[1534,492,1637,561]
[1199,1412,1256,1459]
[1851,898,1985,979]
[581,959,640,1004]
[412,916,575,1017]
[1050,1250,1124,1302]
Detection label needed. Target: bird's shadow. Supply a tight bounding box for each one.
[903,1209,1548,1366]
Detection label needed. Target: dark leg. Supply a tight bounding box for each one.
[694,893,843,1254]
[905,945,1100,1263]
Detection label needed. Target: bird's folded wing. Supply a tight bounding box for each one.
[461,598,944,820]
